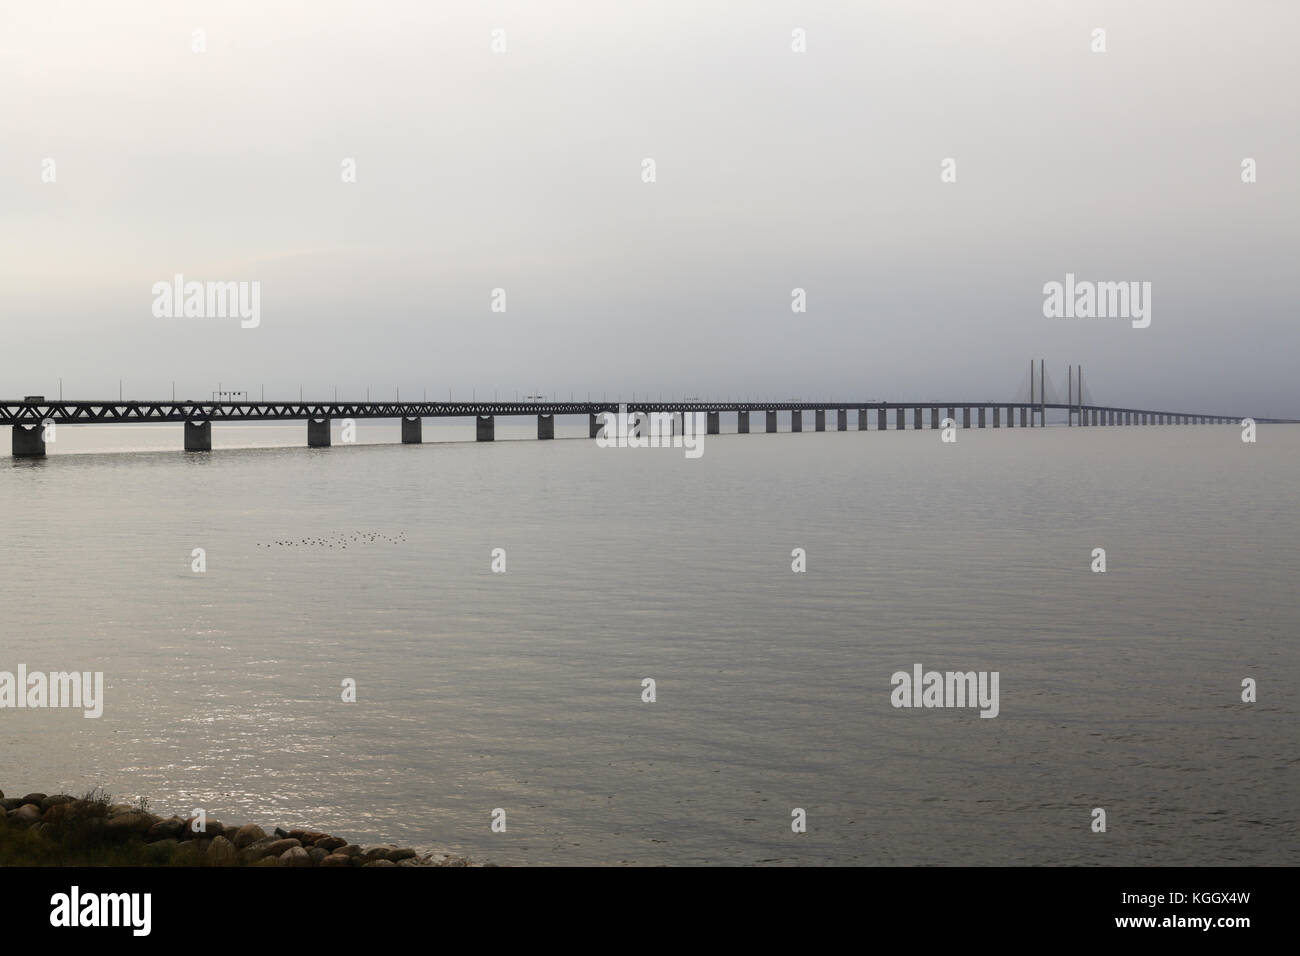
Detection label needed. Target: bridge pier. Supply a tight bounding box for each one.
[184,420,212,451]
[738,410,749,433]
[707,411,720,435]
[993,407,1000,428]
[931,407,940,429]
[1007,406,1015,428]
[815,409,826,432]
[12,423,46,458]
[537,414,554,439]
[858,409,869,430]
[895,408,905,430]
[792,410,802,432]
[837,409,847,431]
[766,410,778,433]
[947,407,955,427]
[401,417,423,444]
[1020,406,1027,427]
[308,418,331,447]
[476,415,495,441]
[589,413,602,438]
[978,408,986,428]
[878,408,887,431]
[963,407,970,428]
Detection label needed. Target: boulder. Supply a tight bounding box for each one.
[103,812,154,838]
[307,847,328,865]
[262,838,302,857]
[320,853,351,867]
[389,847,416,862]
[39,794,75,812]
[20,793,47,806]
[232,824,266,849]
[9,804,42,825]
[363,859,396,867]
[362,845,398,863]
[207,836,239,866]
[281,846,312,867]
[146,817,186,842]
[314,836,347,851]
[337,844,364,858]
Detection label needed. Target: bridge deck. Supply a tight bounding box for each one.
[2,401,1293,424]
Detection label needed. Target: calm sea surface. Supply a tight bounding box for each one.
[3,420,1297,865]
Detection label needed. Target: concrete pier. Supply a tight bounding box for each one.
[878,408,887,431]
[993,407,1000,428]
[859,409,869,430]
[184,420,212,451]
[815,409,826,432]
[738,410,750,433]
[12,423,46,458]
[931,407,940,429]
[476,415,495,441]
[896,408,905,430]
[792,410,802,432]
[1020,406,1027,427]
[706,411,720,435]
[837,409,847,431]
[537,414,554,439]
[913,407,922,429]
[401,417,423,444]
[589,413,601,438]
[308,418,331,447]
[979,408,986,428]
[963,407,970,428]
[1007,407,1015,428]
[947,407,955,426]
[767,410,778,433]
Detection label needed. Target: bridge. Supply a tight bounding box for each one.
[4,396,1294,457]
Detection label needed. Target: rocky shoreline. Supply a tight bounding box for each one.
[1,787,480,867]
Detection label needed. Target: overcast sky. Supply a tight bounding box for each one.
[2,1,1297,414]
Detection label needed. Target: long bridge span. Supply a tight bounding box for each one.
[4,397,1294,457]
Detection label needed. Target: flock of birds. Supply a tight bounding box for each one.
[258,530,408,550]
